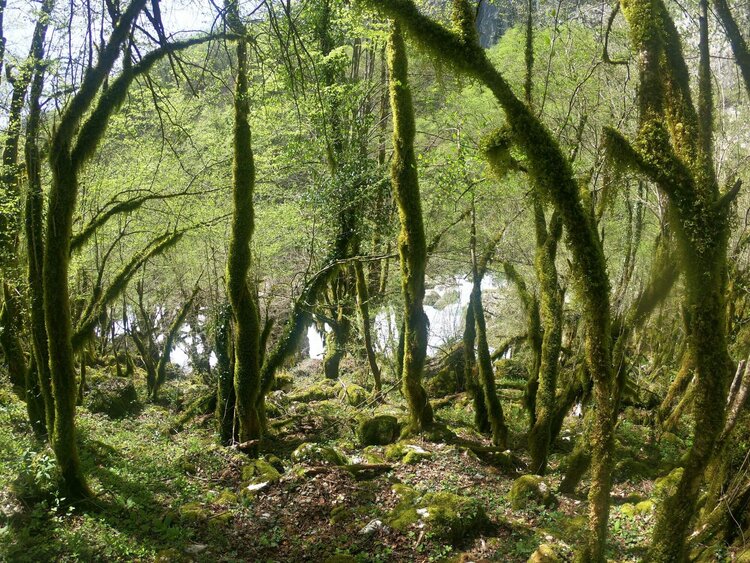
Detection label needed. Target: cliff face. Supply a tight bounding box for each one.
[475,1,522,47]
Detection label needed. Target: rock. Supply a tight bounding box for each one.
[85,376,140,418]
[423,290,440,307]
[621,500,654,518]
[330,505,354,524]
[385,442,432,464]
[184,544,207,555]
[215,489,238,506]
[613,458,655,483]
[291,442,348,466]
[358,415,400,446]
[387,485,489,542]
[527,543,560,563]
[433,289,460,310]
[272,372,294,391]
[241,459,281,484]
[339,383,368,406]
[509,475,557,510]
[178,502,208,522]
[425,368,459,397]
[289,383,337,403]
[359,519,387,535]
[494,359,529,382]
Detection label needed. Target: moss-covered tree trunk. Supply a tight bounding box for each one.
[528,206,562,475]
[471,283,508,448]
[386,21,433,432]
[366,4,615,556]
[612,0,734,556]
[214,304,236,445]
[462,293,489,432]
[42,0,209,498]
[354,261,382,393]
[24,22,53,435]
[225,4,262,448]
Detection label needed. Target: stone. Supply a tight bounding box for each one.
[291,442,348,466]
[85,376,140,418]
[358,415,400,446]
[508,475,557,510]
[339,383,369,406]
[527,543,560,563]
[387,485,489,542]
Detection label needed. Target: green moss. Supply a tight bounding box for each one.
[613,458,655,483]
[425,368,458,397]
[653,467,684,501]
[385,442,432,464]
[358,415,400,446]
[508,475,557,509]
[527,543,561,563]
[272,372,294,391]
[215,489,239,506]
[289,383,337,403]
[178,501,208,522]
[339,383,368,406]
[241,459,281,484]
[387,485,489,541]
[85,377,140,419]
[290,442,348,466]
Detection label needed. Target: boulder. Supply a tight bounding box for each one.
[289,383,337,403]
[387,484,489,542]
[509,475,557,509]
[385,442,432,465]
[85,377,140,418]
[339,383,368,406]
[291,442,348,466]
[527,543,561,563]
[358,415,400,446]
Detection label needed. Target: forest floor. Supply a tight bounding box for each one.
[0,358,689,562]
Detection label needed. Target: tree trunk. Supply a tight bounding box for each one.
[387,20,433,432]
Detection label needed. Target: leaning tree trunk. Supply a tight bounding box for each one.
[386,20,433,432]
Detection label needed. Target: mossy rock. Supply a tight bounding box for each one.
[621,500,654,518]
[272,372,294,391]
[423,290,440,307]
[388,485,488,542]
[494,359,529,381]
[266,454,285,473]
[653,467,683,501]
[527,543,561,563]
[509,475,557,510]
[613,458,655,483]
[385,442,432,464]
[433,289,460,310]
[85,377,140,418]
[425,368,459,397]
[241,459,281,484]
[178,502,208,522]
[339,383,368,406]
[291,442,348,466]
[289,383,337,403]
[358,415,400,446]
[215,489,238,506]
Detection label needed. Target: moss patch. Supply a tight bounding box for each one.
[358,415,400,446]
[508,475,557,509]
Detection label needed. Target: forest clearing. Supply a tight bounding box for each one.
[1,0,749,561]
